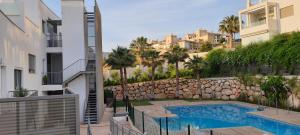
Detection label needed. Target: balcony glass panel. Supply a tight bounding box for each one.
[47,34,62,47]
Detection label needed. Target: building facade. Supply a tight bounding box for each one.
[150,29,222,52]
[0,0,104,124]
[239,0,300,45]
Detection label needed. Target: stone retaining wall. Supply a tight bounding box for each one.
[107,77,264,101]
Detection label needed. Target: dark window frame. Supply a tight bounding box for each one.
[28,54,36,74]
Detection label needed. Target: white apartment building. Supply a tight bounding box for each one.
[239,0,300,45]
[0,0,104,124]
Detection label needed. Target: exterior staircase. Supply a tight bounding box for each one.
[84,60,98,124]
[85,88,98,124]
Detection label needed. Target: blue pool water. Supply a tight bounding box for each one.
[156,104,300,135]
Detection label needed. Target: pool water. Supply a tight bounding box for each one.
[157,104,300,135]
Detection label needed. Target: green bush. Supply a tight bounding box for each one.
[104,78,120,87]
[261,76,288,106]
[204,32,300,77]
[14,88,28,97]
[111,71,121,82]
[155,65,168,80]
[179,69,193,78]
[199,42,213,52]
[166,64,176,78]
[237,92,248,102]
[132,68,142,81]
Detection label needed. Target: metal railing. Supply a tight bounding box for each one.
[87,118,93,135]
[47,33,62,47]
[8,90,38,98]
[128,103,231,135]
[0,94,80,135]
[63,59,92,81]
[110,119,144,135]
[44,72,63,85]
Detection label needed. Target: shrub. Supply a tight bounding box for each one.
[155,65,168,80]
[179,69,193,78]
[111,71,120,82]
[204,32,300,77]
[166,64,176,78]
[237,92,248,102]
[104,78,120,87]
[132,68,142,81]
[14,88,28,97]
[199,42,213,52]
[261,76,288,106]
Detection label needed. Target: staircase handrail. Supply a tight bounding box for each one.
[63,59,87,71]
[63,59,95,82]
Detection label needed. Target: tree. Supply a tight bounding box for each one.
[142,49,165,99]
[219,15,239,48]
[106,47,136,98]
[130,37,151,65]
[122,48,136,96]
[184,56,206,98]
[164,45,189,98]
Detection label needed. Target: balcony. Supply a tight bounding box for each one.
[47,34,62,47]
[248,0,267,7]
[0,94,79,135]
[43,72,63,85]
[242,19,266,29]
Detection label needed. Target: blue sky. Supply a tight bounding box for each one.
[43,0,245,52]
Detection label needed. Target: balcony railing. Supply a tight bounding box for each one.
[0,94,79,135]
[47,34,62,47]
[249,0,267,7]
[43,72,63,85]
[242,19,266,29]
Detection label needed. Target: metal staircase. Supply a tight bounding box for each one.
[63,59,99,124]
[84,60,98,124]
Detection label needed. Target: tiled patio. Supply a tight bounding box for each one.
[80,108,113,135]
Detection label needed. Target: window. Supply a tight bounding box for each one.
[28,54,36,73]
[42,20,46,33]
[14,69,22,90]
[280,5,294,19]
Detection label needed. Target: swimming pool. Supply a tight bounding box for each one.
[158,104,300,135]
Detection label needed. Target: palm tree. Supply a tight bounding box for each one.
[141,49,165,99]
[219,15,239,48]
[184,56,206,98]
[164,45,189,98]
[106,47,136,98]
[130,37,151,65]
[122,48,136,96]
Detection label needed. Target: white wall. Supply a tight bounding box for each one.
[68,75,87,123]
[242,33,270,45]
[62,0,86,80]
[0,0,62,98]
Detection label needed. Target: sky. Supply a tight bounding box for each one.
[43,0,245,52]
